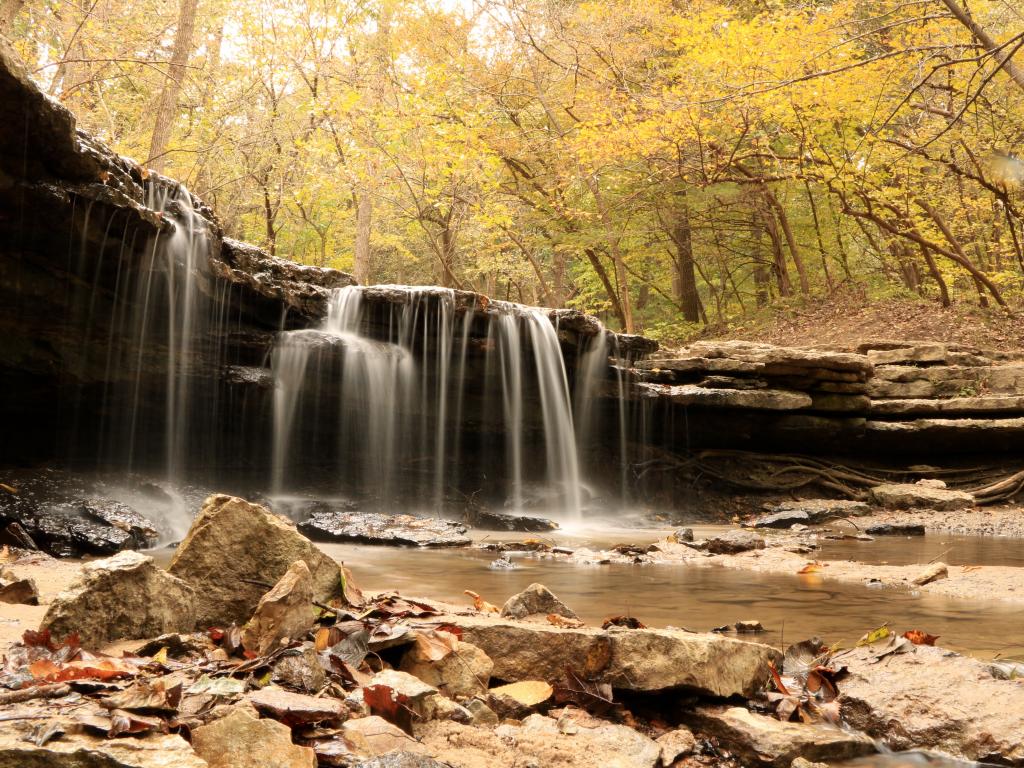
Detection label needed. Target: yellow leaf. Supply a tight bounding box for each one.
[856,625,891,647]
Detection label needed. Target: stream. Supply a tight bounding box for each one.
[154,521,1024,659]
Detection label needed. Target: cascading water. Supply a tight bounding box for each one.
[271,287,600,519]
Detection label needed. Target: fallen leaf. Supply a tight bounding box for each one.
[364,684,413,732]
[30,658,136,683]
[902,630,939,646]
[463,590,499,614]
[601,615,645,629]
[108,708,165,737]
[102,679,182,712]
[413,630,458,662]
[856,625,891,647]
[798,563,824,574]
[186,675,245,696]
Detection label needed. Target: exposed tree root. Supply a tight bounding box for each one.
[631,448,1023,506]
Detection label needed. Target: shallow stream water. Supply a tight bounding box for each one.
[305,524,1024,659]
[150,521,1024,658]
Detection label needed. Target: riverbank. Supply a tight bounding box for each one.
[1,495,1023,767]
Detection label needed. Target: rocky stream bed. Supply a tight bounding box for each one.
[0,493,1023,768]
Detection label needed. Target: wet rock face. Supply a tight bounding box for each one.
[0,473,162,558]
[298,511,471,548]
[465,510,558,533]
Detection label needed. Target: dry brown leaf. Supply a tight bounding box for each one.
[463,590,499,614]
[902,630,939,646]
[413,630,459,662]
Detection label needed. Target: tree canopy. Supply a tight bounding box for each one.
[7,0,1024,339]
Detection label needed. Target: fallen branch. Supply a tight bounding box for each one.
[0,684,71,705]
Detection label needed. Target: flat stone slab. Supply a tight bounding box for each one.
[299,511,470,547]
[688,706,875,767]
[761,499,871,524]
[839,645,1024,764]
[428,615,780,698]
[870,395,1024,416]
[638,383,812,411]
[870,483,974,511]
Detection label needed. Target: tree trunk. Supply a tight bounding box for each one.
[919,244,951,307]
[939,0,1024,93]
[353,191,372,285]
[805,180,834,291]
[147,0,199,172]
[667,193,700,323]
[917,199,1004,307]
[763,188,809,294]
[585,248,628,329]
[762,209,793,297]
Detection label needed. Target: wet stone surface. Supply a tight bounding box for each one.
[299,511,471,548]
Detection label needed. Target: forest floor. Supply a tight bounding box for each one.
[692,286,1024,351]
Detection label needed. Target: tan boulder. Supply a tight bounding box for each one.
[839,644,1024,763]
[688,706,874,767]
[241,560,316,655]
[41,551,196,648]
[400,637,492,699]
[169,495,346,626]
[341,715,428,759]
[191,706,315,768]
[442,615,779,698]
[500,583,577,621]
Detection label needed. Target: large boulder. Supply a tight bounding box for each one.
[839,645,1024,764]
[241,560,316,656]
[169,495,345,627]
[41,550,196,648]
[500,583,577,621]
[191,706,315,768]
[869,483,974,511]
[688,706,875,767]
[437,615,779,698]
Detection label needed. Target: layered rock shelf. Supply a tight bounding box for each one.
[633,339,1024,454]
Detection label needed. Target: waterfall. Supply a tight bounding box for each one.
[271,286,595,519]
[523,312,582,518]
